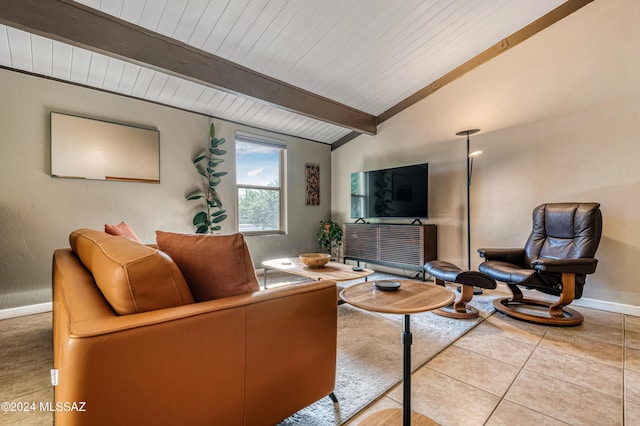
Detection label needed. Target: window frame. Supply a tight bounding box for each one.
[235,133,286,236]
[350,171,368,219]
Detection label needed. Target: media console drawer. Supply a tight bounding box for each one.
[343,224,437,272]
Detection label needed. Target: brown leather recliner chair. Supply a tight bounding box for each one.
[478,203,602,326]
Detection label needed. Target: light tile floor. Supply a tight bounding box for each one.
[0,312,54,425]
[347,305,640,426]
[2,273,639,425]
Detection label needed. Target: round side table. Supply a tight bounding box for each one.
[340,280,455,426]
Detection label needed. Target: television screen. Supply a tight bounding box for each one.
[351,163,428,219]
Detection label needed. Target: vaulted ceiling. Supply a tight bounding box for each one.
[0,0,591,146]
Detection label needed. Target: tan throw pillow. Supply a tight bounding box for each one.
[70,229,194,315]
[156,231,260,302]
[105,221,141,243]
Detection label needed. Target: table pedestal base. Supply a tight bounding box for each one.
[402,314,412,424]
[357,408,438,425]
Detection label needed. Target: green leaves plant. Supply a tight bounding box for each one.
[193,211,208,226]
[212,214,228,223]
[186,122,228,234]
[317,220,343,259]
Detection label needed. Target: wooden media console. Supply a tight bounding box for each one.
[343,223,437,277]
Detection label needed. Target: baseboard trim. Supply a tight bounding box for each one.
[0,302,52,320]
[573,297,640,316]
[496,283,640,317]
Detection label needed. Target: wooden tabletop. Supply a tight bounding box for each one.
[262,257,374,282]
[339,280,455,314]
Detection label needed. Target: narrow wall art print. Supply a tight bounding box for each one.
[305,163,320,206]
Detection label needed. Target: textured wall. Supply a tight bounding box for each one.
[332,0,640,307]
[0,69,330,310]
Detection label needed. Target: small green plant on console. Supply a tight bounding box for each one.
[317,220,343,259]
[186,123,228,233]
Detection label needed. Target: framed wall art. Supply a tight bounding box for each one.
[305,163,320,206]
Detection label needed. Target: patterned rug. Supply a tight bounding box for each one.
[279,276,500,425]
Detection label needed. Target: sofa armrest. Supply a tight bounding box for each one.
[477,248,525,265]
[531,258,598,275]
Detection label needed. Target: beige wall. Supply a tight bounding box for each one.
[0,69,331,310]
[332,0,640,309]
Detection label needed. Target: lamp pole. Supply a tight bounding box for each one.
[456,130,481,282]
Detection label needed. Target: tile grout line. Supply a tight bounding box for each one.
[480,321,553,425]
[496,314,629,425]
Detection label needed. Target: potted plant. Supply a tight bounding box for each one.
[317,220,343,260]
[186,123,228,233]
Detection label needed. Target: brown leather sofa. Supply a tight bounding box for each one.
[52,229,337,425]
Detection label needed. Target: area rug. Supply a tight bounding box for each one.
[279,285,500,425]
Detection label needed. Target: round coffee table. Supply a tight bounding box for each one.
[340,280,455,426]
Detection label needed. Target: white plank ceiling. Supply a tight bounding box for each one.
[0,0,567,144]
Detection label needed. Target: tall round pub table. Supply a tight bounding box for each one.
[340,280,455,426]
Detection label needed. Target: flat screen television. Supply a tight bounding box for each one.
[350,163,428,219]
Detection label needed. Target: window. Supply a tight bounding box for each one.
[236,133,286,234]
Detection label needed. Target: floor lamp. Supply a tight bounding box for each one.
[456,129,483,295]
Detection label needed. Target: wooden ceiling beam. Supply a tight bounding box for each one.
[330,131,362,151]
[0,0,377,135]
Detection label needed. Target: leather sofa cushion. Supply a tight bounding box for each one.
[69,229,194,315]
[156,231,260,302]
[478,260,538,285]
